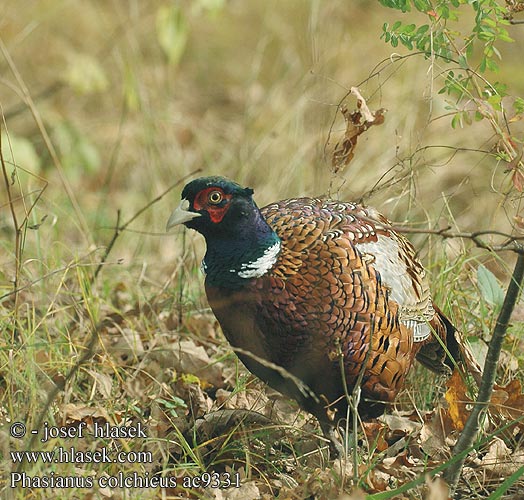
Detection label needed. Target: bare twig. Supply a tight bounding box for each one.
[444,250,524,495]
[389,225,524,254]
[91,168,201,284]
[93,210,122,281]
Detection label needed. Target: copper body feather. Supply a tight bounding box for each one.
[204,197,456,425]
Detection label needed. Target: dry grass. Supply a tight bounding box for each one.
[1,1,524,499]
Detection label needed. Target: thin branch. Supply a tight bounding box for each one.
[91,168,201,283]
[444,250,524,495]
[93,210,121,281]
[389,225,524,254]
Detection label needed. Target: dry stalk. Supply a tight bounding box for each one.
[0,124,23,340]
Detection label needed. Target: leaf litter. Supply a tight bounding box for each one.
[31,299,524,499]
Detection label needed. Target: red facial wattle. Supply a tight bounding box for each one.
[192,187,232,224]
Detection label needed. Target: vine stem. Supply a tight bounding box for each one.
[444,250,524,495]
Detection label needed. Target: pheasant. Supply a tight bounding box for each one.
[167,176,467,446]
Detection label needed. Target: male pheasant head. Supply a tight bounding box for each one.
[167,176,281,286]
[166,176,257,235]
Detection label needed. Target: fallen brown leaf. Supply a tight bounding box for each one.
[362,421,389,452]
[419,410,452,459]
[381,413,422,434]
[86,369,113,399]
[444,370,472,431]
[60,403,114,426]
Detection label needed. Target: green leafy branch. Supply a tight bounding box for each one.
[381,0,513,73]
[379,0,524,193]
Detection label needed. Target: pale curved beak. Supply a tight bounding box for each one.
[166,199,201,231]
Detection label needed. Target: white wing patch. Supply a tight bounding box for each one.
[233,241,281,279]
[358,235,433,343]
[403,320,431,343]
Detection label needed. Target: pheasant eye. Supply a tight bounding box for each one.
[208,191,223,204]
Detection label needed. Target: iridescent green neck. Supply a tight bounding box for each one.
[203,211,281,288]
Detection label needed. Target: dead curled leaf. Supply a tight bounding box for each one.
[379,449,426,484]
[86,369,113,399]
[332,87,386,172]
[381,413,422,434]
[444,370,471,432]
[476,437,513,477]
[362,421,389,452]
[60,403,115,426]
[149,338,225,388]
[445,370,524,446]
[419,409,453,458]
